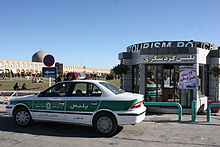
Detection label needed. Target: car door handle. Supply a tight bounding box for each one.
[59,101,65,106]
[91,101,98,106]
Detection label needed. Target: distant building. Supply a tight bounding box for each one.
[0,51,111,75]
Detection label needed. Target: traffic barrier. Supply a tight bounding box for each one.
[0,92,8,105]
[144,102,182,121]
[0,91,39,97]
[207,103,220,122]
[0,91,39,105]
[0,91,18,105]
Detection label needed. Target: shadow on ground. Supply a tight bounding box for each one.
[0,114,123,138]
[143,113,220,126]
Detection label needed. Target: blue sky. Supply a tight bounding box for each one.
[0,0,219,68]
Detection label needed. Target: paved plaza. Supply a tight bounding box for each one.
[0,109,220,147]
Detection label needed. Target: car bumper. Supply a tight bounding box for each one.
[5,105,13,117]
[116,106,146,125]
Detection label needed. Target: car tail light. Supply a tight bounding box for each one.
[131,101,142,109]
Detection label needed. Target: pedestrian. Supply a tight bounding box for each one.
[22,83,27,90]
[13,83,19,90]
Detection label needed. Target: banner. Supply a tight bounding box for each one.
[179,66,196,89]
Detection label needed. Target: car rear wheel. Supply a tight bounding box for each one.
[13,108,32,126]
[93,113,118,137]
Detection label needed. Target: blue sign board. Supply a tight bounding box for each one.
[42,67,57,78]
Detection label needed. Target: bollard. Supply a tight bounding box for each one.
[144,102,182,121]
[191,100,197,122]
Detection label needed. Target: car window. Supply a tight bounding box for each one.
[99,82,124,95]
[72,83,102,97]
[72,83,87,96]
[87,83,102,97]
[39,83,73,97]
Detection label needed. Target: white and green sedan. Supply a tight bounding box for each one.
[6,80,146,136]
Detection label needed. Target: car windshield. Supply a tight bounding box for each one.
[99,82,125,95]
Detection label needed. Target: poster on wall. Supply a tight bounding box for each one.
[179,66,196,89]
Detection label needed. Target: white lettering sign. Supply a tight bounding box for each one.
[45,70,55,74]
[70,103,89,110]
[177,42,185,47]
[39,113,58,118]
[142,55,196,63]
[179,66,196,89]
[46,103,51,110]
[128,41,195,52]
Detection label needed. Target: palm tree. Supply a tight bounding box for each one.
[112,63,129,89]
[112,63,129,78]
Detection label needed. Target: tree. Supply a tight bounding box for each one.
[210,65,220,102]
[112,63,129,77]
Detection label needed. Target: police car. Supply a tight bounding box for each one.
[6,80,146,136]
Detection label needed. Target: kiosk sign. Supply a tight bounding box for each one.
[179,66,196,89]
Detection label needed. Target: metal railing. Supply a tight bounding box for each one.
[207,103,220,122]
[144,102,182,121]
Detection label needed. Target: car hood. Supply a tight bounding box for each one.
[9,95,36,102]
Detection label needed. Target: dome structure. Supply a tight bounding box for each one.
[32,50,47,62]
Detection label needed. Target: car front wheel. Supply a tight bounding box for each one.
[13,108,32,127]
[93,113,118,137]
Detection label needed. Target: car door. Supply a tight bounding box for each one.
[65,82,101,124]
[32,82,73,121]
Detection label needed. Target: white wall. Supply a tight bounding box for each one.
[196,48,210,64]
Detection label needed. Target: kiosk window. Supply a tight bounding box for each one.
[132,65,140,93]
[145,64,193,107]
[199,64,208,96]
[163,67,174,88]
[145,65,163,102]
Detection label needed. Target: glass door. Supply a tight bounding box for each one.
[145,64,192,107]
[145,65,163,102]
[162,65,178,102]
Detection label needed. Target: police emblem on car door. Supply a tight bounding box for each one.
[32,82,73,121]
[65,82,101,123]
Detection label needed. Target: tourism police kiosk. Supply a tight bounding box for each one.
[119,41,220,113]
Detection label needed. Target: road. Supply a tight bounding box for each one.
[0,112,220,147]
